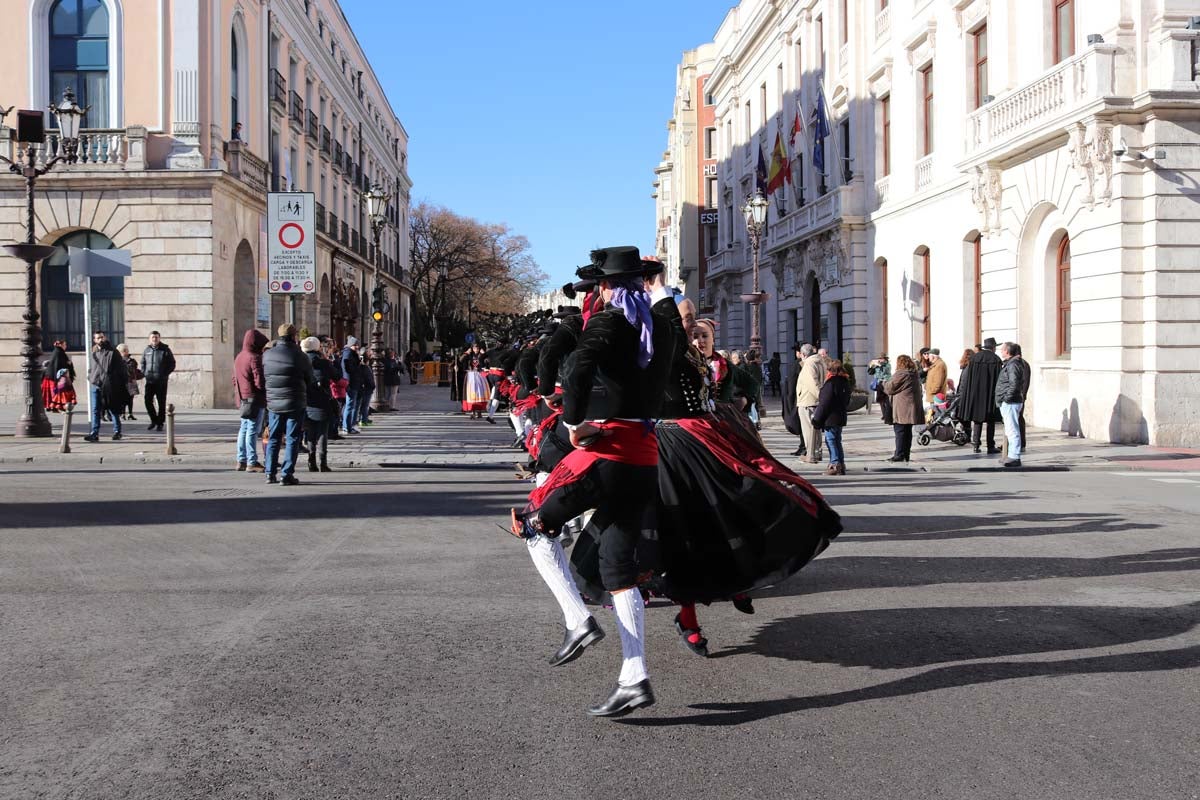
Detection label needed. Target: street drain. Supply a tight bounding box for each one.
[192,488,262,497]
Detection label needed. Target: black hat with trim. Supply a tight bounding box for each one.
[577,246,661,280]
[554,305,581,319]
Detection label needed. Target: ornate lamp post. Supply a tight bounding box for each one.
[465,287,474,332]
[1,88,87,437]
[362,182,391,411]
[740,189,770,358]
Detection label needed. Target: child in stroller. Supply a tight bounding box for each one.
[918,392,970,447]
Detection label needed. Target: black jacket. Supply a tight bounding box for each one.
[781,359,802,435]
[263,338,314,414]
[516,344,541,397]
[537,315,584,397]
[812,374,852,429]
[995,356,1028,405]
[46,346,75,381]
[957,348,1002,423]
[141,343,176,382]
[89,343,130,409]
[341,347,362,392]
[561,297,677,426]
[305,352,337,421]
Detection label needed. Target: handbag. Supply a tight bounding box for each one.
[869,378,880,392]
[239,396,260,420]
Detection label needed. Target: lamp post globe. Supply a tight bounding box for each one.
[49,87,88,163]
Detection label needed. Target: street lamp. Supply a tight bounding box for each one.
[362,182,391,411]
[740,189,770,357]
[466,287,474,332]
[0,87,87,437]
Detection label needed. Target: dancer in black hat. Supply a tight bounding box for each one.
[509,246,676,717]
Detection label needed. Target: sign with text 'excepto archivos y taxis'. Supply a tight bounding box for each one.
[267,192,316,295]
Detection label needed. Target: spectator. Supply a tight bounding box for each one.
[883,354,924,462]
[384,348,402,408]
[958,337,1003,454]
[140,330,176,432]
[116,343,142,420]
[812,358,852,476]
[84,334,128,442]
[767,352,782,398]
[867,353,892,423]
[341,337,363,434]
[781,343,806,457]
[923,348,948,418]
[43,340,75,412]
[233,328,268,472]
[1009,341,1032,455]
[795,343,826,464]
[404,344,421,384]
[302,336,336,473]
[995,342,1029,467]
[262,324,314,485]
[358,355,376,425]
[53,367,77,410]
[917,347,932,384]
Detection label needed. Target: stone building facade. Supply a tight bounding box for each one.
[0,0,412,409]
[658,0,1200,445]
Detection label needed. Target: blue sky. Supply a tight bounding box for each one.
[342,0,735,290]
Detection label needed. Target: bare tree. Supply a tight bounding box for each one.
[409,202,546,347]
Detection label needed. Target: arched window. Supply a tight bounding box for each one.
[49,0,109,128]
[1057,235,1071,355]
[230,29,240,134]
[809,273,821,346]
[41,230,122,351]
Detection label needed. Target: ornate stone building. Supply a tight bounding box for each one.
[661,0,1200,445]
[0,0,412,409]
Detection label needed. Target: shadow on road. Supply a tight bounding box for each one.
[620,600,1200,728]
[839,511,1159,543]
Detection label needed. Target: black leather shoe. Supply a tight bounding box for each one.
[1003,459,1022,468]
[549,617,605,666]
[791,446,807,456]
[673,614,708,658]
[281,475,301,486]
[886,455,909,463]
[973,444,981,454]
[587,679,655,717]
[987,447,1002,455]
[265,475,278,484]
[732,595,755,615]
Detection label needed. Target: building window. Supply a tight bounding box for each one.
[916,247,931,347]
[41,230,121,351]
[230,29,239,133]
[973,25,989,109]
[744,101,751,141]
[725,119,733,157]
[880,95,891,176]
[704,127,716,159]
[839,118,852,182]
[705,177,717,208]
[706,223,719,257]
[817,15,825,73]
[760,83,767,127]
[840,0,848,45]
[1057,235,1071,355]
[879,259,889,354]
[1053,0,1074,64]
[920,63,934,156]
[777,63,784,106]
[704,90,714,106]
[49,0,110,128]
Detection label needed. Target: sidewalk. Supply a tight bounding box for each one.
[0,386,1197,472]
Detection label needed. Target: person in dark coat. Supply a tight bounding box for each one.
[43,340,74,412]
[301,336,336,473]
[140,331,176,432]
[812,359,852,475]
[767,353,782,397]
[262,324,314,485]
[233,329,268,472]
[780,343,806,456]
[957,336,1003,454]
[341,337,363,434]
[883,354,924,462]
[84,336,129,441]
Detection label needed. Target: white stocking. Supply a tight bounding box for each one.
[612,588,648,686]
[526,534,590,631]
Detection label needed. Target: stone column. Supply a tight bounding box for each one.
[166,0,205,170]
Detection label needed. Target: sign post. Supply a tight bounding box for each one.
[67,247,132,424]
[267,193,317,327]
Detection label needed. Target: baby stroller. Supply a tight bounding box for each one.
[918,392,970,447]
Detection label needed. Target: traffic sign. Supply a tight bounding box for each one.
[267,192,315,294]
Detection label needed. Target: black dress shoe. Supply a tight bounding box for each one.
[732,595,755,615]
[973,444,982,454]
[587,679,655,717]
[886,455,909,463]
[1003,459,1022,468]
[791,447,807,456]
[281,475,301,486]
[265,475,278,484]
[549,617,605,666]
[987,447,1002,455]
[673,614,708,658]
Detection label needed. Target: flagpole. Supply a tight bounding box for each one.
[818,81,848,186]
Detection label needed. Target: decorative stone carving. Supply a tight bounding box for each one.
[1089,120,1114,208]
[1067,122,1095,209]
[954,0,989,35]
[970,164,1004,236]
[904,20,937,68]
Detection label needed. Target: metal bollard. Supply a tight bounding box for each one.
[59,403,75,454]
[165,403,178,455]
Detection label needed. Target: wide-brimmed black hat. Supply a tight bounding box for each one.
[982,337,997,349]
[561,279,596,300]
[553,305,581,319]
[577,246,659,280]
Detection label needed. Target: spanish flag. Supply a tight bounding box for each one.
[767,130,792,193]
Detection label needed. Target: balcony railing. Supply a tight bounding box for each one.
[307,110,319,140]
[340,221,349,245]
[5,127,147,171]
[875,6,890,42]
[875,176,889,206]
[914,155,933,191]
[963,44,1126,162]
[705,249,739,281]
[314,201,326,234]
[765,186,844,251]
[351,229,360,253]
[270,68,287,110]
[328,212,338,236]
[288,91,304,128]
[332,142,343,171]
[320,126,332,156]
[226,140,268,194]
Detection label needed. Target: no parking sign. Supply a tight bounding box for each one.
[267,192,315,294]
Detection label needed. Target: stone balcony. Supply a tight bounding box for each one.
[705,248,741,281]
[959,43,1132,168]
[764,185,844,253]
[1,126,148,171]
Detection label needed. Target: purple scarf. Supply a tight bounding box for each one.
[608,278,654,369]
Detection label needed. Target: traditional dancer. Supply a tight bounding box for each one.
[509,246,676,717]
[460,343,489,418]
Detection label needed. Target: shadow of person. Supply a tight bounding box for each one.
[840,511,1159,544]
[620,600,1200,728]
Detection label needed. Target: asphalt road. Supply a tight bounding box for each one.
[2,448,1198,798]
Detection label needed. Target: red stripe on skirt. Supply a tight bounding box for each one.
[527,420,658,508]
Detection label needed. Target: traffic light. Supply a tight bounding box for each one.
[371,286,385,322]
